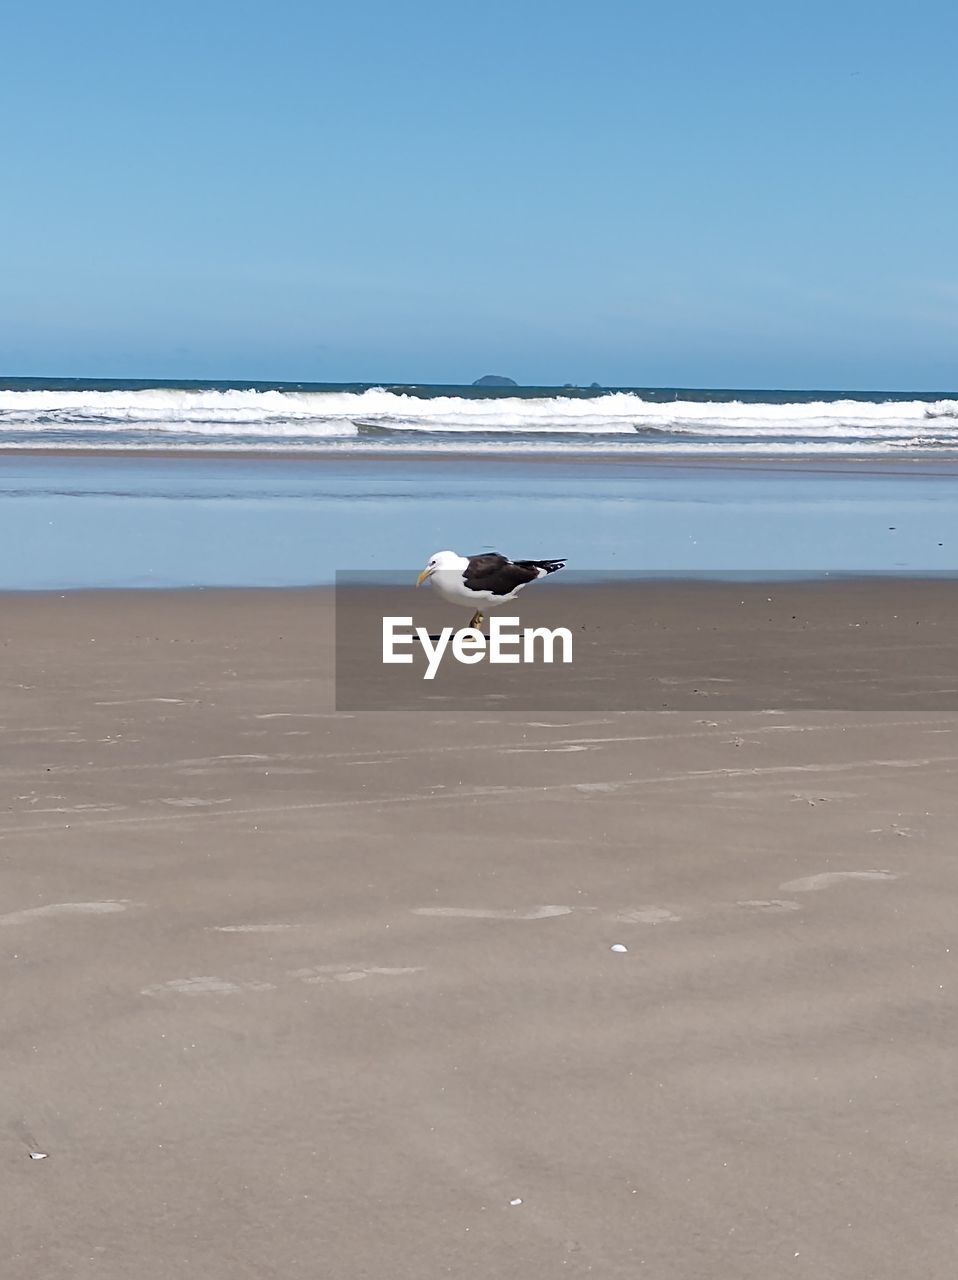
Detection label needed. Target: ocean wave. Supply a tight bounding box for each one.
[1,387,958,452]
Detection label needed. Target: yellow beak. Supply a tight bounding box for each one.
[416,567,434,587]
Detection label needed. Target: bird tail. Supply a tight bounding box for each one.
[518,559,566,576]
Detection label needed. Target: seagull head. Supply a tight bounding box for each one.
[416,549,460,586]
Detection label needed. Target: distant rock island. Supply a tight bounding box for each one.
[471,374,603,390]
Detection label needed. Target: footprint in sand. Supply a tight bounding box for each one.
[779,870,898,893]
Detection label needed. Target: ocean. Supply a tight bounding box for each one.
[2,377,957,457]
[3,378,958,589]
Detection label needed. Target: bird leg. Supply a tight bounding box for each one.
[468,610,484,631]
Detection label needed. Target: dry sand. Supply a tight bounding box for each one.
[4,585,958,1278]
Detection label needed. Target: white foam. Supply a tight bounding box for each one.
[2,387,958,456]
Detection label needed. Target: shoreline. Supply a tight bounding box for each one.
[4,446,958,476]
[3,569,958,600]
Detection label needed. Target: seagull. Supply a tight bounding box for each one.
[416,550,566,630]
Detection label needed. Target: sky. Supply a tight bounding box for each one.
[2,0,956,389]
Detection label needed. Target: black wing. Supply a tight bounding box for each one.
[464,553,566,596]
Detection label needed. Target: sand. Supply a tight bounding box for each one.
[4,585,958,1278]
[339,577,958,710]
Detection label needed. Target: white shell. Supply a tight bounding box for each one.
[29,1152,48,1160]
[510,1198,523,1206]
[610,943,628,953]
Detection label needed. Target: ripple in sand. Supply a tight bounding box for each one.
[0,901,130,927]
[412,905,571,920]
[780,870,898,893]
[211,924,298,933]
[737,899,801,913]
[142,976,276,997]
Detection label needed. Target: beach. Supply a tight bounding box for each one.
[5,584,958,1278]
[4,394,958,1276]
[9,0,958,1265]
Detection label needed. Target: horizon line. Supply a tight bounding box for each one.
[2,373,956,397]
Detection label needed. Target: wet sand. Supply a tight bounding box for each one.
[4,586,958,1278]
[5,446,958,477]
[4,450,958,590]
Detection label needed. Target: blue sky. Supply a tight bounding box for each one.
[2,0,956,389]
